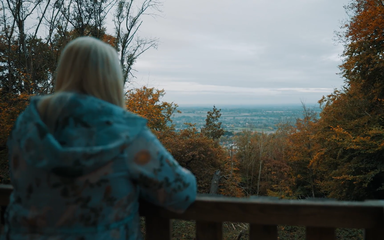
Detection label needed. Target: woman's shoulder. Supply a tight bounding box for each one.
[15,92,148,137]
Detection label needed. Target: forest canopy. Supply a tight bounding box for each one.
[1,0,384,202]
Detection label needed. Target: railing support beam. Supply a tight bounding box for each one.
[306,227,335,240]
[145,215,171,240]
[249,224,277,240]
[196,221,222,240]
[365,228,384,240]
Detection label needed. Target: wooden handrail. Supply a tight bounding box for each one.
[1,184,384,240]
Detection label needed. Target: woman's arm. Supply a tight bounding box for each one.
[125,127,197,212]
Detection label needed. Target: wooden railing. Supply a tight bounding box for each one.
[1,184,383,240]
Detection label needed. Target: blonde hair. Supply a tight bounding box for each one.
[37,37,125,129]
[54,37,125,108]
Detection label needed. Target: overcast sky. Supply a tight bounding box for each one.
[130,0,350,107]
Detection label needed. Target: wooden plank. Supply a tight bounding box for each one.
[0,185,13,206]
[0,206,3,227]
[306,227,335,240]
[249,224,277,240]
[145,215,171,240]
[139,196,384,229]
[1,185,384,233]
[363,202,384,240]
[365,228,384,240]
[196,221,222,240]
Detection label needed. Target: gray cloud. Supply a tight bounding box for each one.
[129,0,350,106]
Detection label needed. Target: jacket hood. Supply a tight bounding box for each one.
[7,92,147,178]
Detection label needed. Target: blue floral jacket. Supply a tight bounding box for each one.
[2,93,197,240]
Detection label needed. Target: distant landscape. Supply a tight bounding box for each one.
[173,104,321,133]
[1,0,383,238]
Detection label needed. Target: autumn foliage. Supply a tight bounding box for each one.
[234,129,293,198]
[2,0,384,204]
[125,87,243,196]
[126,86,180,133]
[0,90,29,183]
[309,0,384,200]
[242,0,384,201]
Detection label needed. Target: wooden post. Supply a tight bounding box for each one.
[364,200,384,240]
[0,206,5,226]
[0,185,12,206]
[196,221,222,240]
[145,215,171,240]
[365,228,384,240]
[249,224,277,240]
[209,170,221,194]
[306,227,335,240]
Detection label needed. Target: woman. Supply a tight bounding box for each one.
[3,37,197,239]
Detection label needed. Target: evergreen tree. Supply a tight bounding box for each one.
[201,105,225,141]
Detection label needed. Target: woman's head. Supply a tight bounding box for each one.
[55,37,124,108]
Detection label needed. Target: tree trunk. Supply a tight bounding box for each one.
[209,170,221,194]
[257,160,263,196]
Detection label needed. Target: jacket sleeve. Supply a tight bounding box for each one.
[125,127,197,213]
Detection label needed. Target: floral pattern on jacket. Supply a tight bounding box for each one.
[2,92,197,240]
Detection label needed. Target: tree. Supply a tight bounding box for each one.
[255,132,268,196]
[234,130,257,196]
[125,86,179,133]
[234,129,293,198]
[114,0,159,83]
[340,0,384,101]
[125,87,242,196]
[0,0,160,95]
[314,88,384,200]
[159,125,224,193]
[201,105,225,141]
[285,104,322,199]
[159,124,243,196]
[311,0,384,200]
[1,0,56,94]
[0,89,29,183]
[0,0,161,178]
[264,124,294,198]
